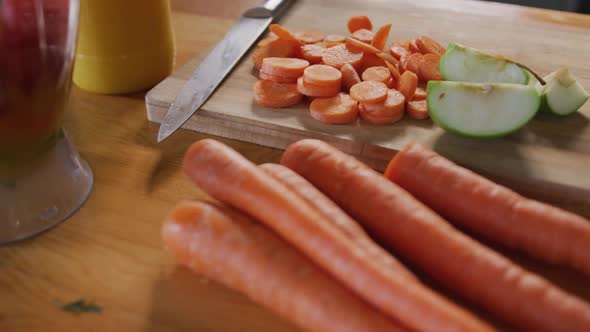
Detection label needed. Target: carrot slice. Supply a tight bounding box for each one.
[360,103,404,125]
[347,15,373,33]
[371,24,392,51]
[303,64,342,86]
[351,28,374,44]
[322,44,364,69]
[309,93,359,124]
[324,34,346,47]
[185,139,495,332]
[163,201,405,332]
[345,36,381,54]
[294,30,325,44]
[362,89,405,117]
[253,80,303,108]
[261,57,310,78]
[386,143,590,278]
[349,81,388,104]
[340,63,362,92]
[416,35,446,55]
[384,60,401,82]
[259,163,418,280]
[419,53,443,81]
[376,52,399,66]
[393,39,411,50]
[413,84,427,100]
[407,100,429,119]
[251,37,298,69]
[259,70,298,83]
[361,66,391,84]
[282,139,589,332]
[409,39,421,53]
[398,70,418,101]
[269,24,305,46]
[390,45,410,60]
[301,44,325,64]
[297,77,340,97]
[402,53,423,74]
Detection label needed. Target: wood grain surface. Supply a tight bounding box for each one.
[1,1,589,332]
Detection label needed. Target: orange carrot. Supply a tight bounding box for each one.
[260,163,417,280]
[261,57,310,78]
[297,77,340,98]
[406,100,429,119]
[309,93,359,124]
[398,71,418,101]
[393,39,411,50]
[419,54,443,81]
[294,30,325,44]
[282,139,590,332]
[340,63,362,92]
[385,142,590,277]
[163,200,405,332]
[409,39,421,53]
[349,81,388,104]
[416,35,446,56]
[324,34,346,47]
[402,53,423,74]
[413,84,427,100]
[253,80,303,108]
[184,139,495,332]
[303,64,342,86]
[376,52,399,66]
[360,103,404,125]
[259,70,298,83]
[362,89,405,116]
[371,24,392,51]
[385,60,401,82]
[252,36,297,69]
[322,44,364,69]
[301,43,325,64]
[347,15,373,33]
[351,28,375,43]
[362,66,391,84]
[269,24,305,46]
[345,36,382,54]
[360,53,388,73]
[390,45,410,60]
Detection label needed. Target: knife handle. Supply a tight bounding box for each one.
[243,0,295,19]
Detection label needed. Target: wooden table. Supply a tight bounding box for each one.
[1,1,589,331]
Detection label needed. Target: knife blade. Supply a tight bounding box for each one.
[157,0,295,143]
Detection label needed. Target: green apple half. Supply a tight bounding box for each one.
[427,81,540,138]
[535,67,589,116]
[439,43,530,84]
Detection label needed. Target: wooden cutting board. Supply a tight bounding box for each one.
[146,0,590,216]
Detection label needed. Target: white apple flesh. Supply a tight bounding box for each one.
[535,67,589,116]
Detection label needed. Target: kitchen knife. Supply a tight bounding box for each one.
[157,0,295,143]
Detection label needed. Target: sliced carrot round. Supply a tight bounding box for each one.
[409,39,421,53]
[301,44,326,64]
[297,77,341,98]
[402,53,423,74]
[376,52,399,66]
[407,100,430,119]
[261,57,310,78]
[349,81,388,104]
[390,45,410,61]
[361,66,391,84]
[384,60,401,81]
[324,34,346,47]
[340,63,362,92]
[413,85,427,101]
[359,103,404,125]
[294,30,325,44]
[350,28,375,44]
[345,36,381,54]
[309,93,359,124]
[253,80,303,108]
[363,89,405,117]
[416,35,446,56]
[303,64,342,86]
[398,71,418,101]
[393,39,411,50]
[371,24,392,51]
[322,44,364,69]
[259,70,299,83]
[269,24,305,46]
[252,38,297,69]
[347,15,373,33]
[418,54,443,81]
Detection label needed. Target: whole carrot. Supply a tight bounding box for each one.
[385,142,590,276]
[259,163,417,281]
[184,139,495,332]
[162,200,405,332]
[281,139,590,332]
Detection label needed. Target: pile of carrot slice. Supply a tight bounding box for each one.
[164,137,590,332]
[251,16,445,125]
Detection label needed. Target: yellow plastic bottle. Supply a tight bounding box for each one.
[73,0,175,94]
